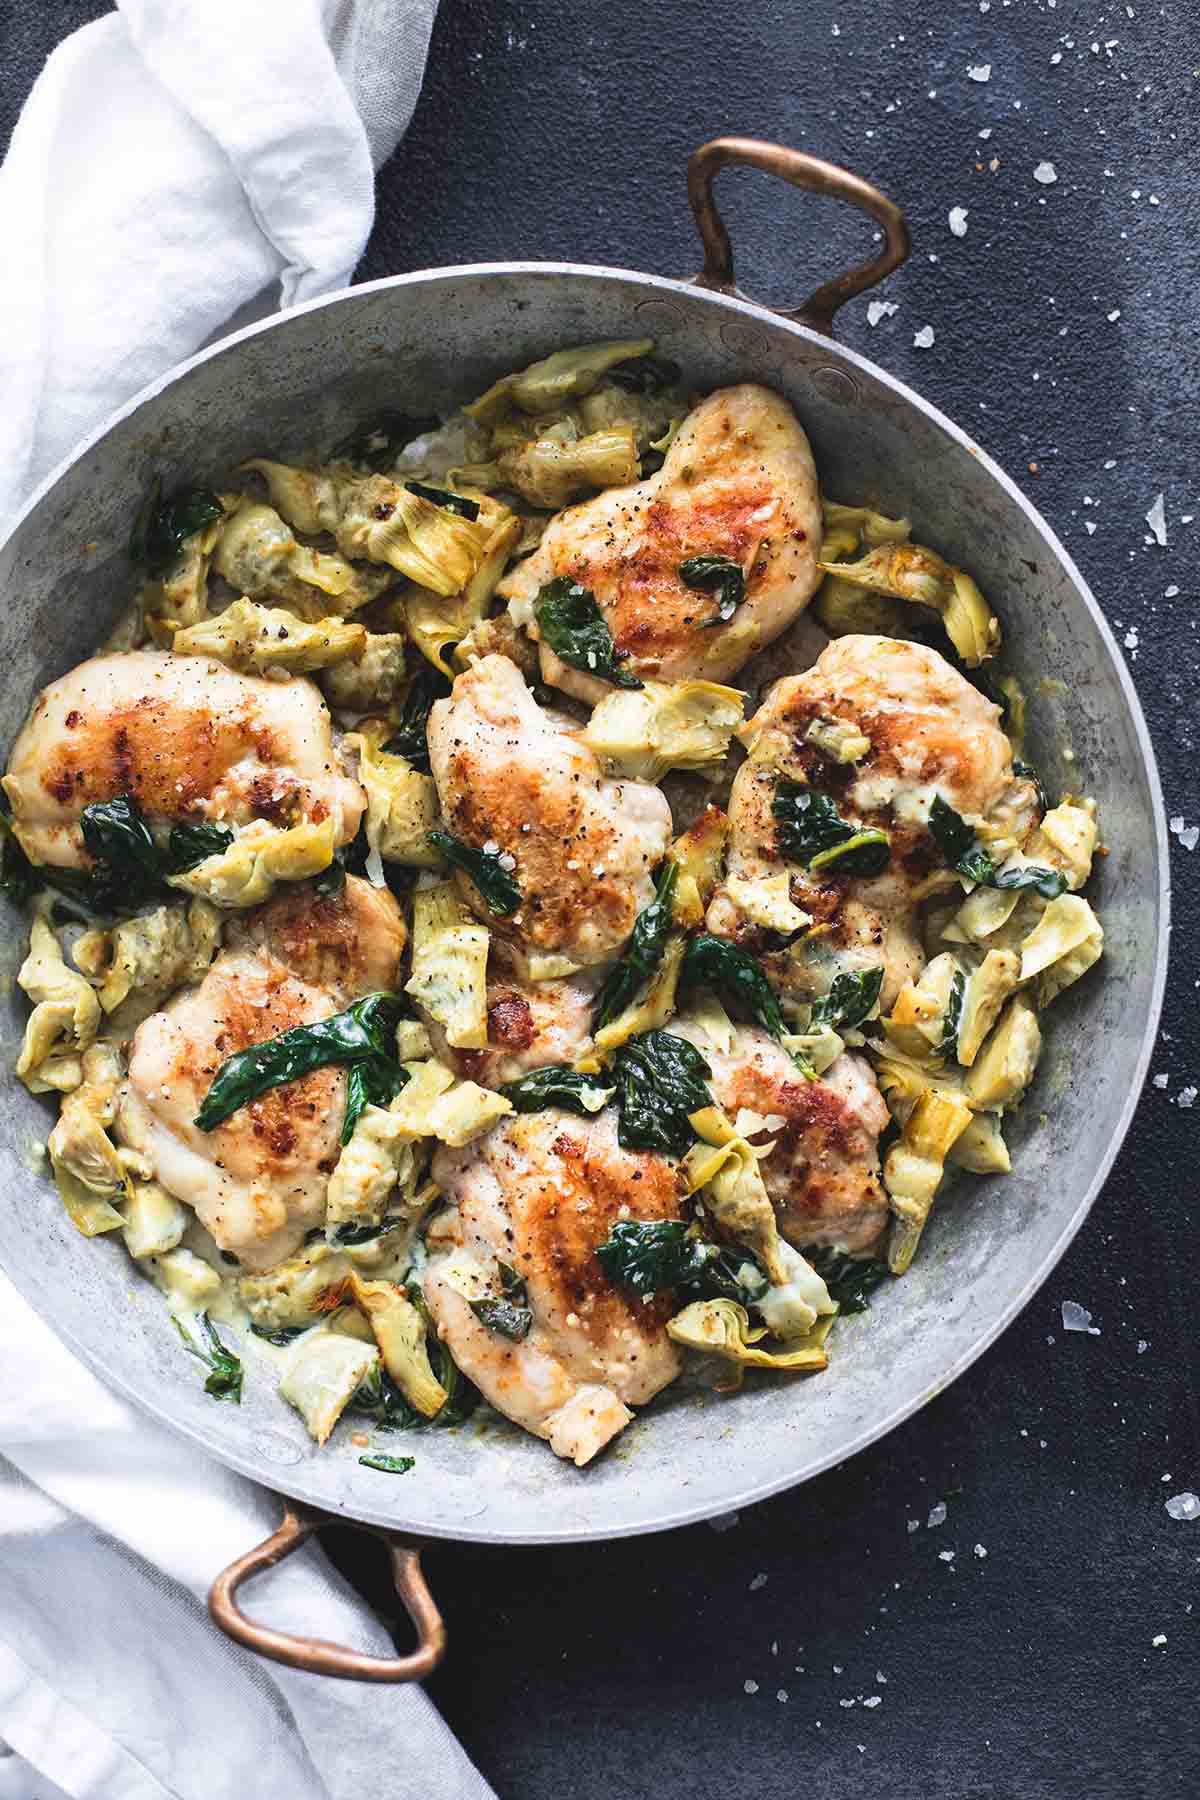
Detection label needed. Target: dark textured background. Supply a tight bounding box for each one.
[6,2,1198,1795]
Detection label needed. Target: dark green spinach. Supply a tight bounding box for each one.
[470,1263,533,1342]
[383,664,452,773]
[404,480,481,521]
[802,1247,889,1315]
[167,820,234,872]
[607,354,681,393]
[678,554,746,626]
[351,1292,479,1430]
[174,1312,243,1403]
[593,861,677,1030]
[129,478,225,579]
[680,934,786,1039]
[596,1218,768,1306]
[499,1066,613,1116]
[928,794,1065,899]
[609,1029,713,1156]
[939,967,967,1060]
[248,1323,307,1346]
[427,829,521,915]
[358,1453,416,1474]
[194,991,408,1133]
[808,966,885,1033]
[1013,757,1048,816]
[533,578,643,689]
[772,781,891,878]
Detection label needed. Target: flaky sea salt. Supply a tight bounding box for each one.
[749,1573,769,1591]
[1165,1493,1200,1521]
[744,1679,759,1694]
[949,206,969,237]
[867,298,900,326]
[927,1501,947,1528]
[863,1695,882,1708]
[1152,1635,1167,1647]
[939,1549,956,1563]
[1061,1301,1101,1335]
[1146,494,1167,545]
[974,1544,988,1559]
[1152,1073,1169,1088]
[913,324,935,349]
[1034,161,1059,185]
[1176,1087,1197,1109]
[967,63,991,81]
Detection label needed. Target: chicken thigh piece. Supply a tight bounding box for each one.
[425,1109,685,1465]
[117,878,406,1270]
[499,385,822,699]
[675,1018,890,1253]
[3,650,363,868]
[427,654,672,966]
[708,635,1037,1007]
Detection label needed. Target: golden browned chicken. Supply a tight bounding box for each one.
[3,650,363,868]
[674,1018,891,1253]
[427,948,599,1088]
[116,878,405,1271]
[424,1108,685,1465]
[499,384,822,699]
[709,636,1037,1007]
[427,653,672,966]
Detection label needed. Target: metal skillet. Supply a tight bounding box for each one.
[0,138,1167,1681]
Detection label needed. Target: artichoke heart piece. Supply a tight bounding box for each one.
[214,502,391,619]
[346,724,440,868]
[666,1299,830,1377]
[348,1273,447,1418]
[173,598,366,677]
[468,426,641,511]
[47,1042,130,1234]
[75,898,222,1030]
[821,499,912,547]
[279,1332,380,1446]
[1019,895,1104,1006]
[167,818,335,908]
[405,883,490,1050]
[593,933,686,1056]
[884,1088,973,1275]
[122,1181,188,1258]
[325,1102,429,1236]
[881,952,964,1063]
[1023,799,1099,894]
[319,633,408,715]
[667,806,729,929]
[16,910,101,1095]
[240,1241,354,1330]
[581,680,745,783]
[404,505,522,676]
[804,714,872,763]
[817,542,1001,667]
[964,995,1042,1110]
[466,339,657,424]
[724,872,811,935]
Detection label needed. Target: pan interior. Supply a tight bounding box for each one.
[0,266,1165,1543]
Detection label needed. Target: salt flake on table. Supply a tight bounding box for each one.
[967,63,991,81]
[1165,1493,1200,1521]
[863,1694,882,1708]
[1137,1340,1149,1355]
[1152,1634,1167,1647]
[744,1679,759,1694]
[867,299,900,326]
[1145,493,1167,545]
[1123,628,1138,651]
[1175,1087,1197,1109]
[913,325,935,349]
[938,1549,956,1563]
[927,1501,947,1527]
[1107,309,1121,321]
[949,207,969,237]
[1165,584,1180,597]
[1034,161,1058,185]
[1152,1073,1168,1088]
[1061,1300,1100,1334]
[749,1572,769,1591]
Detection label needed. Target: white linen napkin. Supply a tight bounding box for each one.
[0,4,496,1796]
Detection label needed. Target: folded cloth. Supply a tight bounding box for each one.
[0,4,495,1796]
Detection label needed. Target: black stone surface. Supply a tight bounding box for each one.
[7,3,1199,1795]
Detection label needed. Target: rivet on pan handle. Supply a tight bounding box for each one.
[209,1499,446,1682]
[686,137,910,336]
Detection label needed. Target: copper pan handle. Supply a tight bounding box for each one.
[209,1499,445,1681]
[687,136,910,335]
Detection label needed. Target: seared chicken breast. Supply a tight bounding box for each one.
[116,878,405,1270]
[428,950,598,1088]
[709,636,1037,1007]
[3,650,363,867]
[427,653,672,965]
[500,385,822,699]
[425,1108,685,1464]
[675,1019,891,1253]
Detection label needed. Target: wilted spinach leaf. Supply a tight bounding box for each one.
[405,480,481,521]
[352,1291,479,1430]
[609,1029,713,1156]
[939,967,967,1060]
[593,861,677,1030]
[470,1261,533,1342]
[928,794,1065,899]
[129,478,225,579]
[427,830,521,915]
[174,1312,243,1403]
[359,1453,416,1474]
[680,934,786,1039]
[166,821,234,872]
[383,664,451,773]
[678,554,746,626]
[607,354,681,393]
[597,1218,768,1306]
[533,578,643,689]
[499,1066,613,1116]
[195,991,407,1133]
[802,1246,889,1315]
[772,781,891,877]
[808,967,885,1033]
